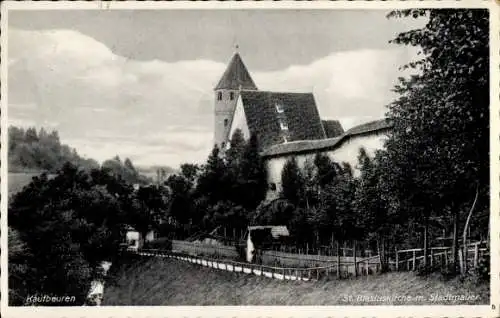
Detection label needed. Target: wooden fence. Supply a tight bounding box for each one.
[394,241,488,272]
[171,239,380,276]
[138,249,378,280]
[168,239,489,277]
[172,240,239,259]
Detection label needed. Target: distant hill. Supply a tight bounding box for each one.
[8,126,99,173]
[137,166,178,183]
[8,126,153,188]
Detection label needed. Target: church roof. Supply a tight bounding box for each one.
[322,120,344,138]
[215,53,258,90]
[239,90,326,150]
[261,118,392,158]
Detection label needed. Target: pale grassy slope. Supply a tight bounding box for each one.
[8,172,42,196]
[103,256,489,306]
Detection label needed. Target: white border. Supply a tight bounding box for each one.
[1,1,498,318]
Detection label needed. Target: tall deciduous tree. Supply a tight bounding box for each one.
[387,9,489,271]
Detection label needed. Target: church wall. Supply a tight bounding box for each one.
[228,96,251,141]
[264,132,388,199]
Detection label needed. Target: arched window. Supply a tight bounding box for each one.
[217,92,222,101]
[224,118,229,127]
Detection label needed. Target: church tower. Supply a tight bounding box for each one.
[214,51,258,150]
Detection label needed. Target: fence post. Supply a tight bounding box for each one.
[336,242,341,279]
[474,243,479,267]
[430,248,434,267]
[353,241,357,277]
[395,250,399,271]
[459,249,464,273]
[412,250,416,271]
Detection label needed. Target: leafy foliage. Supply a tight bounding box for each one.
[9,164,130,304]
[102,155,151,185]
[385,9,490,271]
[8,161,169,305]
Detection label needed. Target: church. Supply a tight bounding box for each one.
[213,52,391,199]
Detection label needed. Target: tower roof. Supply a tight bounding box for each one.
[215,53,258,90]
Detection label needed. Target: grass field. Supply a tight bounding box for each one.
[103,255,489,306]
[8,172,43,196]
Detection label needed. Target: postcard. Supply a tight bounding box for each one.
[1,1,498,318]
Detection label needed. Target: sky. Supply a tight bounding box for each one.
[8,9,425,168]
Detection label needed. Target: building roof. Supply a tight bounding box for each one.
[214,53,258,90]
[248,225,290,238]
[239,90,326,150]
[322,120,344,138]
[261,118,392,158]
[345,119,391,135]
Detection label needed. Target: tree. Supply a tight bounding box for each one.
[313,152,339,188]
[9,163,130,305]
[354,149,397,271]
[195,145,230,205]
[280,157,305,206]
[387,9,489,272]
[102,156,146,184]
[225,129,247,169]
[223,130,247,205]
[166,174,195,227]
[8,226,29,305]
[179,163,200,186]
[128,185,169,242]
[238,134,268,210]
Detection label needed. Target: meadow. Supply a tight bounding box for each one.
[103,255,489,306]
[7,172,46,196]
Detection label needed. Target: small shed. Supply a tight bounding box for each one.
[125,226,157,251]
[246,225,289,263]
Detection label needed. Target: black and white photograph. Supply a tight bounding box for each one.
[1,1,498,316]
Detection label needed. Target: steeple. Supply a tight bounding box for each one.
[214,52,258,91]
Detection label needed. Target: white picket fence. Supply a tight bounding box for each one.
[137,249,346,281]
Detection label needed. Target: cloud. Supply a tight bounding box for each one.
[8,28,417,167]
[254,48,419,129]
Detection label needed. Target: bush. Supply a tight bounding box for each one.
[476,253,490,281]
[143,237,172,250]
[461,254,490,284]
[439,262,459,280]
